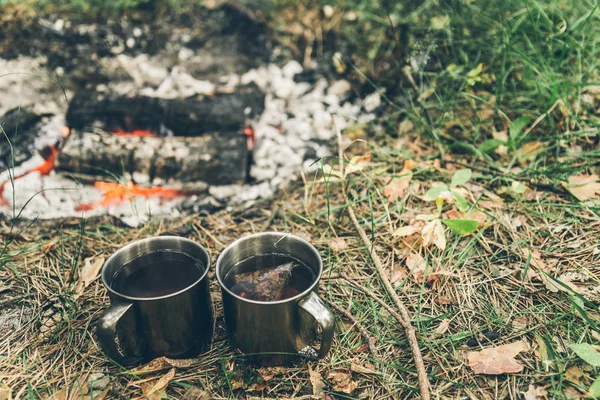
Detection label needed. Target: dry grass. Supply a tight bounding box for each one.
[1,122,599,399]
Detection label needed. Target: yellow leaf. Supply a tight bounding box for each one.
[345,153,372,175]
[467,341,529,375]
[392,226,420,237]
[562,174,600,201]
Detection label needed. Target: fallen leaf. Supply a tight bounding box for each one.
[393,226,421,237]
[403,159,417,171]
[326,371,357,395]
[562,174,600,201]
[523,384,547,400]
[130,357,194,375]
[181,387,211,400]
[564,365,585,385]
[308,365,325,396]
[0,382,11,400]
[434,318,451,335]
[406,253,427,283]
[398,120,414,135]
[519,141,544,160]
[467,341,529,375]
[76,257,105,296]
[564,386,583,399]
[329,237,348,253]
[140,383,166,400]
[421,220,446,251]
[229,378,246,390]
[257,367,286,382]
[142,368,175,398]
[383,168,413,201]
[345,153,372,175]
[350,361,377,375]
[390,263,408,285]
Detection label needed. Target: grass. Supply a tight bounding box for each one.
[1,0,600,398]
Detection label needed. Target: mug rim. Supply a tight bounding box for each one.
[101,236,211,302]
[215,232,323,305]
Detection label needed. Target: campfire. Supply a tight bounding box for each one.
[0,5,376,225]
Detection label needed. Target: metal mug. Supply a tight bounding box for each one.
[96,236,213,365]
[216,232,335,365]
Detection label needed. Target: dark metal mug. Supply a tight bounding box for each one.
[96,236,213,365]
[216,232,335,365]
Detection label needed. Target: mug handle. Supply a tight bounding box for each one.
[96,300,143,366]
[298,291,335,359]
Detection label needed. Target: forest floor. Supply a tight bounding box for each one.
[1,1,600,399]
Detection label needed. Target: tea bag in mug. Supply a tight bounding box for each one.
[228,262,299,301]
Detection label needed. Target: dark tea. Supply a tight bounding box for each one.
[111,250,205,298]
[224,253,315,301]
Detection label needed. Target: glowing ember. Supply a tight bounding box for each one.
[112,128,154,137]
[75,181,180,211]
[244,125,256,150]
[0,145,60,205]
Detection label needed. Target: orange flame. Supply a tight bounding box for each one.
[113,128,154,137]
[75,181,180,211]
[0,145,60,205]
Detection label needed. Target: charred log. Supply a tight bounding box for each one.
[55,130,248,185]
[65,84,265,136]
[0,105,53,170]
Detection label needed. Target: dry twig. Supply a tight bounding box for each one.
[327,301,378,358]
[335,128,431,400]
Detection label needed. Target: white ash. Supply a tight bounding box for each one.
[1,53,377,224]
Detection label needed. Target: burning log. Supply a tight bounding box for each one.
[0,105,53,169]
[55,130,248,185]
[65,84,265,136]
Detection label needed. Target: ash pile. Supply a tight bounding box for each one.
[0,4,377,226]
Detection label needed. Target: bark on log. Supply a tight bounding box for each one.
[55,130,248,185]
[0,105,53,169]
[65,84,265,136]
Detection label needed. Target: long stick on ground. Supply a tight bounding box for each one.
[335,127,430,399]
[327,301,378,358]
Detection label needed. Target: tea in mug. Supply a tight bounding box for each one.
[224,254,315,301]
[111,250,205,298]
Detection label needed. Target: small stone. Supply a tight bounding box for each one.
[363,91,381,112]
[126,38,135,48]
[53,19,65,32]
[282,60,303,78]
[273,77,296,99]
[327,80,352,98]
[133,27,142,37]
[323,5,334,18]
[178,47,194,61]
